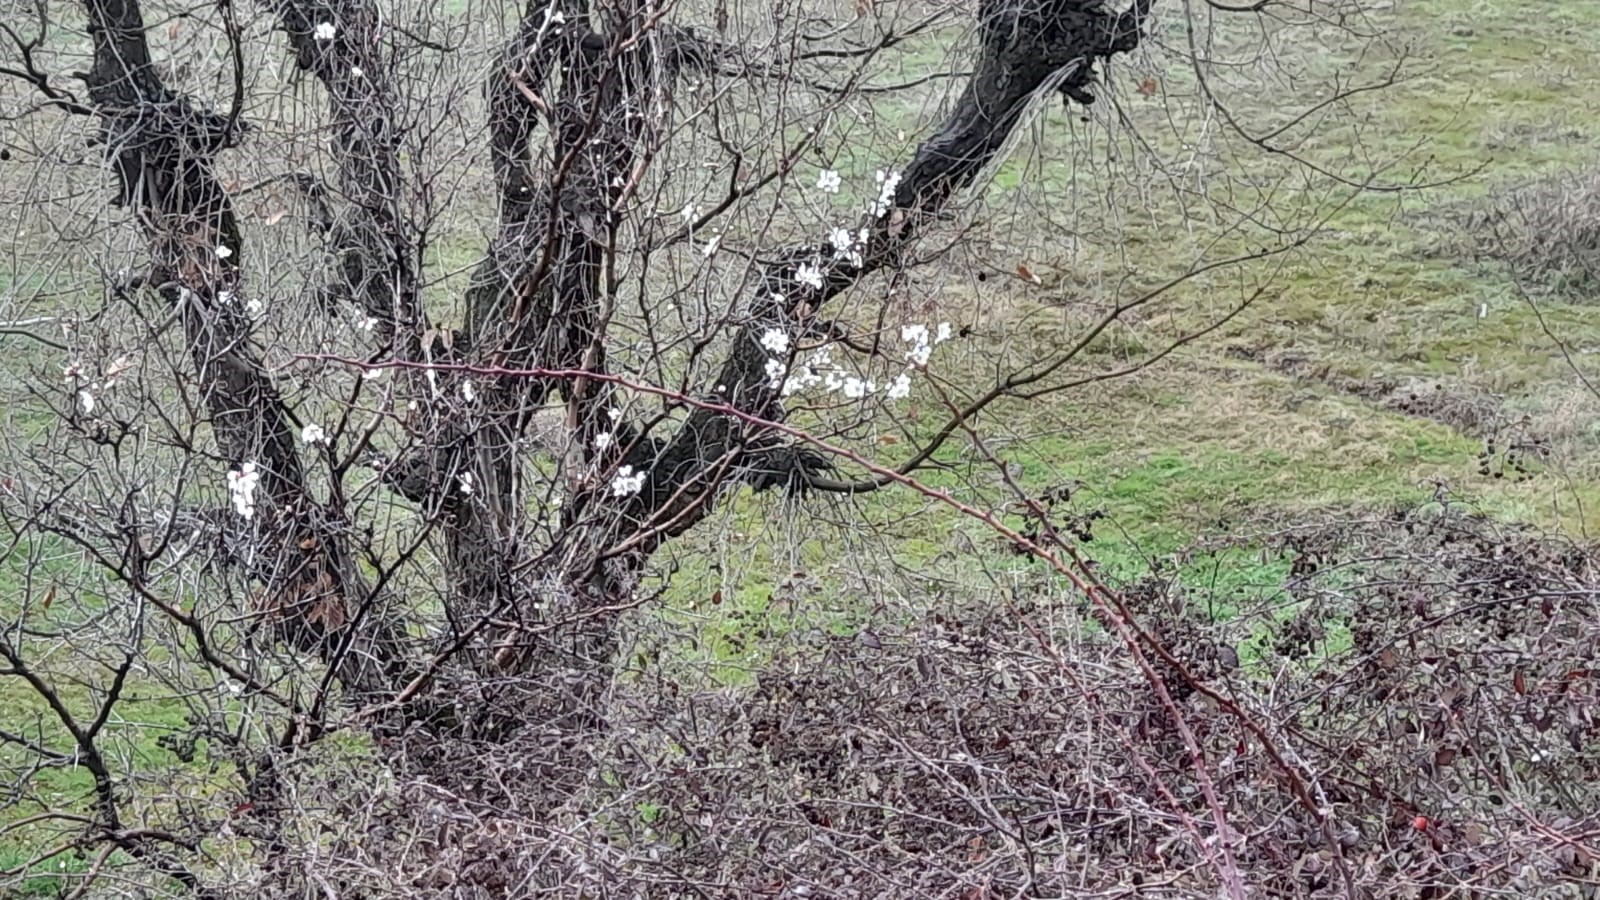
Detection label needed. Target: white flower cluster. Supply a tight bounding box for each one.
[611,465,646,497]
[814,166,900,216]
[795,260,825,292]
[759,322,952,402]
[227,462,261,520]
[870,169,902,218]
[830,225,868,267]
[759,327,790,355]
[216,289,262,319]
[300,423,326,444]
[314,21,337,41]
[901,322,952,367]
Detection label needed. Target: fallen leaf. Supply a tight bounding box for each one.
[1137,77,1159,97]
[1016,263,1040,284]
[263,208,288,226]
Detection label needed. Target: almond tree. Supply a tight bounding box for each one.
[0,0,1409,893]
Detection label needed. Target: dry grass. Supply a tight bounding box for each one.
[1462,169,1600,302]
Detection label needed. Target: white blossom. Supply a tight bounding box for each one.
[594,432,613,451]
[77,389,96,414]
[244,297,264,318]
[314,21,337,41]
[782,365,821,397]
[795,261,824,291]
[681,202,699,223]
[300,423,327,444]
[936,321,953,343]
[611,465,646,497]
[215,244,232,260]
[227,462,261,520]
[816,169,842,194]
[759,327,790,355]
[351,65,364,78]
[457,471,474,495]
[358,316,377,333]
[903,322,936,366]
[886,371,912,400]
[361,366,384,380]
[871,169,902,217]
[702,236,720,257]
[460,380,477,403]
[842,376,872,399]
[829,226,862,266]
[764,357,787,388]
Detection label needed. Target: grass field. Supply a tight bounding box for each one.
[643,0,1600,679]
[3,0,1600,892]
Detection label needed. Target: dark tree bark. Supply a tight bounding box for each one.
[80,0,1152,724]
[342,0,1158,738]
[490,0,1156,675]
[272,0,428,351]
[79,0,403,699]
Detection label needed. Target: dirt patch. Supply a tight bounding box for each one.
[1377,376,1502,434]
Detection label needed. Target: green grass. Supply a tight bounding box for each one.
[645,0,1600,686]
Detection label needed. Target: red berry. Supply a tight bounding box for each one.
[1413,815,1429,831]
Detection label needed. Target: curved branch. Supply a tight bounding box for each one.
[624,0,1158,549]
